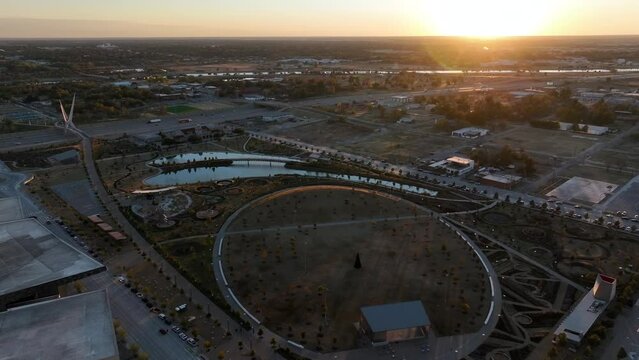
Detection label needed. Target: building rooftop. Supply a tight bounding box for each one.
[0,197,23,222]
[0,290,119,360]
[447,156,474,166]
[47,149,79,163]
[452,127,488,133]
[361,300,430,333]
[554,274,616,343]
[0,218,105,301]
[482,174,522,184]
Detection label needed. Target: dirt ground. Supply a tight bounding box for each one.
[272,120,466,164]
[487,127,601,158]
[223,186,490,351]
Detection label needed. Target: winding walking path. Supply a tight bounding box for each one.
[213,185,504,360]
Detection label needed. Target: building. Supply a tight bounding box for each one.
[451,127,489,139]
[429,156,476,176]
[0,290,119,360]
[47,149,80,166]
[558,122,608,135]
[244,94,265,102]
[554,274,617,347]
[261,112,295,122]
[391,95,412,103]
[480,174,522,189]
[361,301,430,344]
[397,116,414,124]
[0,218,105,310]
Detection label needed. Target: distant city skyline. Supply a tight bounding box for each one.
[1,0,639,38]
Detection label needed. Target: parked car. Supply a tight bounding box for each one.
[171,326,181,333]
[175,304,187,312]
[159,328,168,335]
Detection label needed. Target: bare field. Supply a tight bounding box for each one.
[560,164,635,186]
[271,119,373,146]
[222,186,490,351]
[273,120,465,163]
[338,129,465,163]
[489,126,599,158]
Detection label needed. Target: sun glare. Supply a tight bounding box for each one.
[425,0,553,37]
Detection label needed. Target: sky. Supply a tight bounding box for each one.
[1,0,639,38]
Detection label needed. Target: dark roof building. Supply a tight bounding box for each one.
[360,300,431,344]
[0,218,105,310]
[0,290,119,360]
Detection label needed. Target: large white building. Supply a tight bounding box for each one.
[429,156,476,176]
[554,274,617,347]
[558,122,608,135]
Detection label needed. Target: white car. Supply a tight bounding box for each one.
[175,304,187,312]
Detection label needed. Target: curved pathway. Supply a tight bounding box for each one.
[213,185,504,360]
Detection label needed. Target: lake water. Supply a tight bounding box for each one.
[144,159,438,196]
[151,152,301,165]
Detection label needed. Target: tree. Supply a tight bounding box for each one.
[217,351,225,360]
[556,332,567,346]
[618,347,628,359]
[354,253,362,269]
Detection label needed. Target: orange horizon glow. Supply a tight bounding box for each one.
[1,0,639,38]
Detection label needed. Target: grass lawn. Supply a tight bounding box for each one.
[223,185,490,351]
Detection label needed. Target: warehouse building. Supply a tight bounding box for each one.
[0,218,105,310]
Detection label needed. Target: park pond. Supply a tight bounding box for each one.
[144,153,438,197]
[150,152,301,165]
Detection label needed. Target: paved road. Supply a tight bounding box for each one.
[81,105,267,137]
[0,127,79,152]
[84,272,201,360]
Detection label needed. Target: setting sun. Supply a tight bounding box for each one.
[424,0,554,37]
